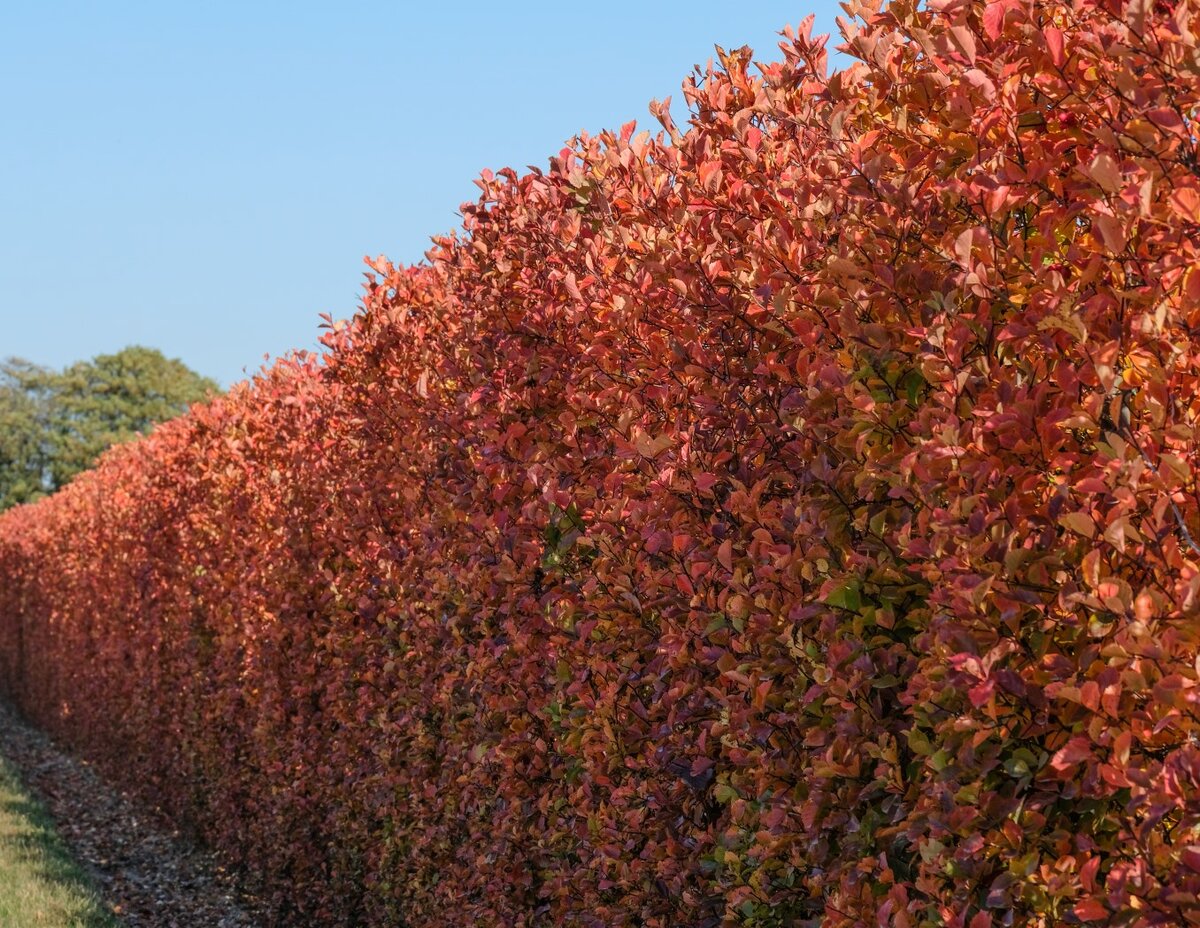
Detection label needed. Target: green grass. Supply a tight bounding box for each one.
[0,753,117,927]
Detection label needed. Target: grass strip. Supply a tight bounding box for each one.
[0,751,118,927]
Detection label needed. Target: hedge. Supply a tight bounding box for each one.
[3,2,1200,925]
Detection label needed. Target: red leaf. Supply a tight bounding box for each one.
[983,2,1008,40]
[1044,26,1065,67]
[1051,736,1093,771]
[717,539,733,571]
[1074,899,1109,922]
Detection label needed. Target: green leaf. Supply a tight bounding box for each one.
[919,838,945,863]
[900,369,927,405]
[824,581,861,611]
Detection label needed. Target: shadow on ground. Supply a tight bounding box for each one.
[0,758,119,927]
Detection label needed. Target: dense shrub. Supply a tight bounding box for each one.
[3,1,1200,924]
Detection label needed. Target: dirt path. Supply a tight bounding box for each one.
[0,702,268,928]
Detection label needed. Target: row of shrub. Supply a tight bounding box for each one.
[2,2,1200,924]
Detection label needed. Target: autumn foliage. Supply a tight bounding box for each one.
[2,1,1200,924]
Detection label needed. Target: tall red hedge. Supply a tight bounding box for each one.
[3,2,1200,925]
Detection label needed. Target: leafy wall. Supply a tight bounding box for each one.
[2,2,1200,925]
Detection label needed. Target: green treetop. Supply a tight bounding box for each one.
[0,346,218,512]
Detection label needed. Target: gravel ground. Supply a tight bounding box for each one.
[0,701,268,928]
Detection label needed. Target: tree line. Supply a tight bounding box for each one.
[0,346,217,511]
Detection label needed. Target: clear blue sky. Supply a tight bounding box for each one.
[2,2,846,387]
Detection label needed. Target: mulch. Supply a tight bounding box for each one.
[0,700,269,927]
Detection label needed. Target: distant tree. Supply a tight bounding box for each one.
[0,359,54,511]
[0,347,218,511]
